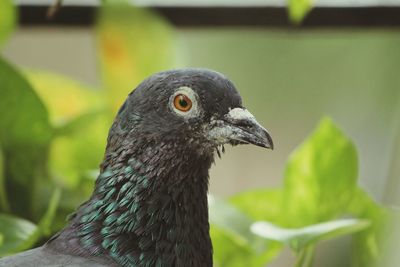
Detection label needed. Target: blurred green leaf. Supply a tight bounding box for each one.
[0,214,38,256]
[24,70,109,227]
[25,70,109,190]
[251,218,370,252]
[288,0,314,24]
[209,196,283,267]
[0,188,61,256]
[53,109,107,137]
[96,2,177,112]
[25,70,105,125]
[0,58,52,217]
[282,117,358,227]
[0,0,16,47]
[209,195,254,247]
[52,175,96,232]
[214,118,362,265]
[346,188,388,267]
[0,62,52,165]
[211,225,282,267]
[48,115,109,189]
[230,189,283,224]
[211,118,385,266]
[211,225,252,267]
[14,188,61,251]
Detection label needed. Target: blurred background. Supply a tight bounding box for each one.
[0,0,399,266]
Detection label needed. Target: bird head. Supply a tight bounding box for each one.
[113,68,273,156]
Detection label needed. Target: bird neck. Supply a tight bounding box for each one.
[66,139,214,266]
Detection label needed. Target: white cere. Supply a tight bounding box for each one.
[226,108,256,122]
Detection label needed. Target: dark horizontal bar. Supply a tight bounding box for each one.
[19,6,95,26]
[18,5,400,28]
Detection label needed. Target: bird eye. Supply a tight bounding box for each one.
[170,87,199,118]
[173,94,192,112]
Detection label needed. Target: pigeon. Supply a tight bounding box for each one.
[0,68,273,267]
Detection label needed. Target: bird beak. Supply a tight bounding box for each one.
[209,108,274,149]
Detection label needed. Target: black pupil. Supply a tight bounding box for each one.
[179,97,188,107]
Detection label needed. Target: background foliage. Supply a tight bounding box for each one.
[0,1,397,266]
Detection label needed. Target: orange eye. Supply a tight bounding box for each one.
[173,94,192,112]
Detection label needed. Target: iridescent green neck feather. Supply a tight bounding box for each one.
[48,135,214,267]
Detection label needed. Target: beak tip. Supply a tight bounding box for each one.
[259,129,274,150]
[267,135,274,150]
[261,139,274,150]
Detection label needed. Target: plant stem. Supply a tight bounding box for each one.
[295,245,315,267]
[0,150,10,212]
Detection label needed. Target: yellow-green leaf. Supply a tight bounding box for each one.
[252,218,370,252]
[209,196,282,267]
[0,58,52,217]
[25,70,109,189]
[25,70,105,126]
[0,214,37,256]
[288,0,314,24]
[282,118,358,227]
[0,188,61,256]
[230,189,283,224]
[0,0,16,47]
[347,188,388,267]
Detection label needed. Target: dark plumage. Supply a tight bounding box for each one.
[0,68,273,267]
